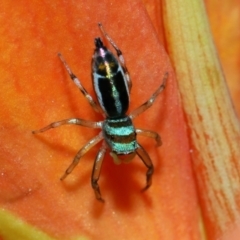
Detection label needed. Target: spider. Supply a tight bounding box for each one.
[33,23,168,202]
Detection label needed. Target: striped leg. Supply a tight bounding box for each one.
[98,23,132,91]
[130,72,168,119]
[136,143,154,191]
[58,53,103,114]
[136,128,162,146]
[91,144,107,202]
[32,118,102,134]
[60,133,103,180]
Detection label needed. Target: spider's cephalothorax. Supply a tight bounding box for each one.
[33,23,168,202]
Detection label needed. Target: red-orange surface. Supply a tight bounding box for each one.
[2,0,239,239]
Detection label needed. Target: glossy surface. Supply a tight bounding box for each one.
[92,38,129,118]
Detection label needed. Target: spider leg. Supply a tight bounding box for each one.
[98,23,132,91]
[32,118,102,134]
[58,53,103,114]
[136,128,162,146]
[129,72,168,119]
[136,143,154,191]
[91,143,107,202]
[60,133,103,180]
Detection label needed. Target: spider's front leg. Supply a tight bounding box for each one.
[33,119,104,183]
[91,143,107,202]
[61,133,103,180]
[136,128,162,146]
[136,143,154,191]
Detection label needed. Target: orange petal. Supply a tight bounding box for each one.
[205,0,240,117]
[0,1,200,239]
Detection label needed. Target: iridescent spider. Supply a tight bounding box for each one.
[33,23,168,202]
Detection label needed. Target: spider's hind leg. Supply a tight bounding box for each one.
[58,53,103,114]
[130,72,168,119]
[98,23,132,91]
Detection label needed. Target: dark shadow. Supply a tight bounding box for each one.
[90,151,154,217]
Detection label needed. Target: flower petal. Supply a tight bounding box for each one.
[0,1,200,239]
[162,0,240,238]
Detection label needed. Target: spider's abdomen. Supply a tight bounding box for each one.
[103,116,137,155]
[92,38,129,118]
